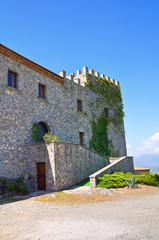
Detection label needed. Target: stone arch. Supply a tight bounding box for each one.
[37,121,49,141]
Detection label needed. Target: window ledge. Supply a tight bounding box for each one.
[6,85,22,94]
[77,111,88,117]
[38,97,48,103]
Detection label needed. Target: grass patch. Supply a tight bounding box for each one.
[76,178,90,186]
[34,184,159,205]
[35,192,83,205]
[96,172,159,188]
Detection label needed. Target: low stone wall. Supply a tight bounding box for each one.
[89,156,134,188]
[53,142,109,190]
[22,141,109,191]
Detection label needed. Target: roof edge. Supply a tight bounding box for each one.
[0,44,64,84]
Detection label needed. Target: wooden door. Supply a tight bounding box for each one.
[37,162,46,190]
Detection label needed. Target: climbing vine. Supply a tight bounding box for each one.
[32,122,39,143]
[89,112,111,157]
[86,73,125,138]
[86,74,125,157]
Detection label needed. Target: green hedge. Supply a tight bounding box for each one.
[96,172,159,188]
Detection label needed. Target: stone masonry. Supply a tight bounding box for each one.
[0,44,129,190]
[21,141,109,191]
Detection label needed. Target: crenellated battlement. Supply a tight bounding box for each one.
[59,66,120,87]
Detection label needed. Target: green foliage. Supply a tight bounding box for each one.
[110,150,120,157]
[43,133,60,142]
[97,172,128,188]
[32,122,39,142]
[86,74,125,138]
[135,172,159,186]
[96,172,159,188]
[89,112,111,157]
[0,176,28,196]
[16,177,23,184]
[83,112,88,117]
[76,178,90,186]
[0,178,7,194]
[15,183,27,195]
[15,176,27,194]
[8,181,15,191]
[127,177,138,189]
[22,173,30,178]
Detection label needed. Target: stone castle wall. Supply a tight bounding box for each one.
[22,141,109,191]
[0,51,127,179]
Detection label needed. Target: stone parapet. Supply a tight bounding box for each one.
[89,156,134,188]
[60,66,120,87]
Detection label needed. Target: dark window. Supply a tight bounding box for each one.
[39,84,45,99]
[77,100,82,112]
[37,122,48,141]
[104,108,109,118]
[79,132,84,145]
[8,70,17,88]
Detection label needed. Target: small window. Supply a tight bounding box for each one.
[8,70,17,88]
[77,100,82,112]
[79,132,84,145]
[39,84,45,99]
[104,108,109,118]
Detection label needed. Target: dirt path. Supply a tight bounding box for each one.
[0,185,159,240]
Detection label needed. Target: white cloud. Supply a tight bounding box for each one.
[127,131,159,157]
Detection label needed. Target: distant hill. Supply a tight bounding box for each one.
[134,154,159,172]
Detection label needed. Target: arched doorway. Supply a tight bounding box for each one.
[37,122,49,141]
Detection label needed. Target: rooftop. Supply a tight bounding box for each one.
[0,43,64,85]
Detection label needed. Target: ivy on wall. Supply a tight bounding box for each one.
[86,74,125,138]
[32,122,39,143]
[89,112,111,157]
[86,74,125,157]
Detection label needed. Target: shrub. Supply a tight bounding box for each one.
[135,172,159,186]
[8,181,15,191]
[97,172,129,188]
[96,172,159,188]
[43,133,60,142]
[16,176,23,184]
[15,183,27,195]
[0,178,7,194]
[0,176,29,196]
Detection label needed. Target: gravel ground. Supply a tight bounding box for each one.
[0,187,159,240]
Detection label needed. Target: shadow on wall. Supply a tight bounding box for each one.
[37,122,49,142]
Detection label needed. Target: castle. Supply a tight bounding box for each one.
[0,44,132,191]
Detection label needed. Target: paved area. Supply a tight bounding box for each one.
[0,186,159,240]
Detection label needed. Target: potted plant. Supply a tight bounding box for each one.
[22,173,30,180]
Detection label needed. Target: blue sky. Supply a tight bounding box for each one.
[1,0,159,156]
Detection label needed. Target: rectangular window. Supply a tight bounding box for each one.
[104,108,109,118]
[79,132,84,145]
[8,70,17,88]
[77,100,82,112]
[39,84,45,99]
